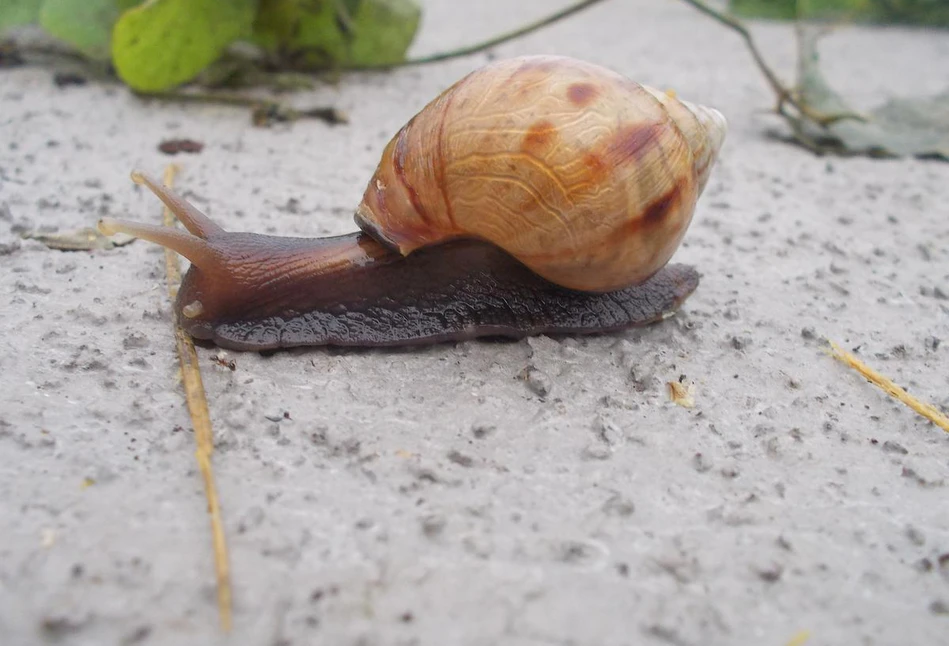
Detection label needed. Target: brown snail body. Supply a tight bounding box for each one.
[99,56,726,351]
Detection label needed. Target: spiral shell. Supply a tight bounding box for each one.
[355,55,726,292]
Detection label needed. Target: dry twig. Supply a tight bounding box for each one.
[157,165,233,631]
[829,341,949,433]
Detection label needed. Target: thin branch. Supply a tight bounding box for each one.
[157,165,234,631]
[678,0,864,127]
[829,341,949,433]
[337,0,608,71]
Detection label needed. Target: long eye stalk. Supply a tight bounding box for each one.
[97,170,222,270]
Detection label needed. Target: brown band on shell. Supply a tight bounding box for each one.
[566,82,598,107]
[641,183,682,227]
[435,84,460,228]
[601,122,664,168]
[521,120,558,155]
[393,127,431,226]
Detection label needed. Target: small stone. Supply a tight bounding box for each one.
[905,525,925,546]
[122,333,149,350]
[236,506,265,534]
[592,415,623,447]
[914,558,933,573]
[41,611,89,637]
[518,365,551,397]
[601,493,634,516]
[630,365,658,392]
[881,440,908,455]
[471,424,496,439]
[212,426,240,450]
[555,540,603,566]
[420,515,446,538]
[581,443,611,461]
[121,625,152,645]
[0,240,19,255]
[446,450,474,468]
[755,563,783,583]
[801,327,816,340]
[692,452,712,473]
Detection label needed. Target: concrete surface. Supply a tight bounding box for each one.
[2,1,948,645]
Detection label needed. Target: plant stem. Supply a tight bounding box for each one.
[678,0,863,127]
[340,0,608,71]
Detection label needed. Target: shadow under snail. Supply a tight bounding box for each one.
[98,56,727,352]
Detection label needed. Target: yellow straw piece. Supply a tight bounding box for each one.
[785,630,811,646]
[158,165,233,631]
[829,341,949,434]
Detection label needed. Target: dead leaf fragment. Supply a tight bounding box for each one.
[24,227,135,251]
[667,380,695,408]
[251,103,349,127]
[793,26,949,159]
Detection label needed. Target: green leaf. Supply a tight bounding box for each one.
[112,0,256,92]
[254,0,421,68]
[40,0,125,60]
[729,0,798,20]
[730,0,949,26]
[0,0,43,34]
[793,27,949,159]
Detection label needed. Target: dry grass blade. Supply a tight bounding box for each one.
[158,165,233,631]
[785,629,811,646]
[829,341,949,433]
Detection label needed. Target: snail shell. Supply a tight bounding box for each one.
[356,55,726,291]
[97,56,726,351]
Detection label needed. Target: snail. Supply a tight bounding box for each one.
[98,56,726,352]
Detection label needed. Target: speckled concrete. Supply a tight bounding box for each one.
[1,1,948,645]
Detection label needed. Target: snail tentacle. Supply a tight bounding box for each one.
[97,216,217,271]
[130,170,224,239]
